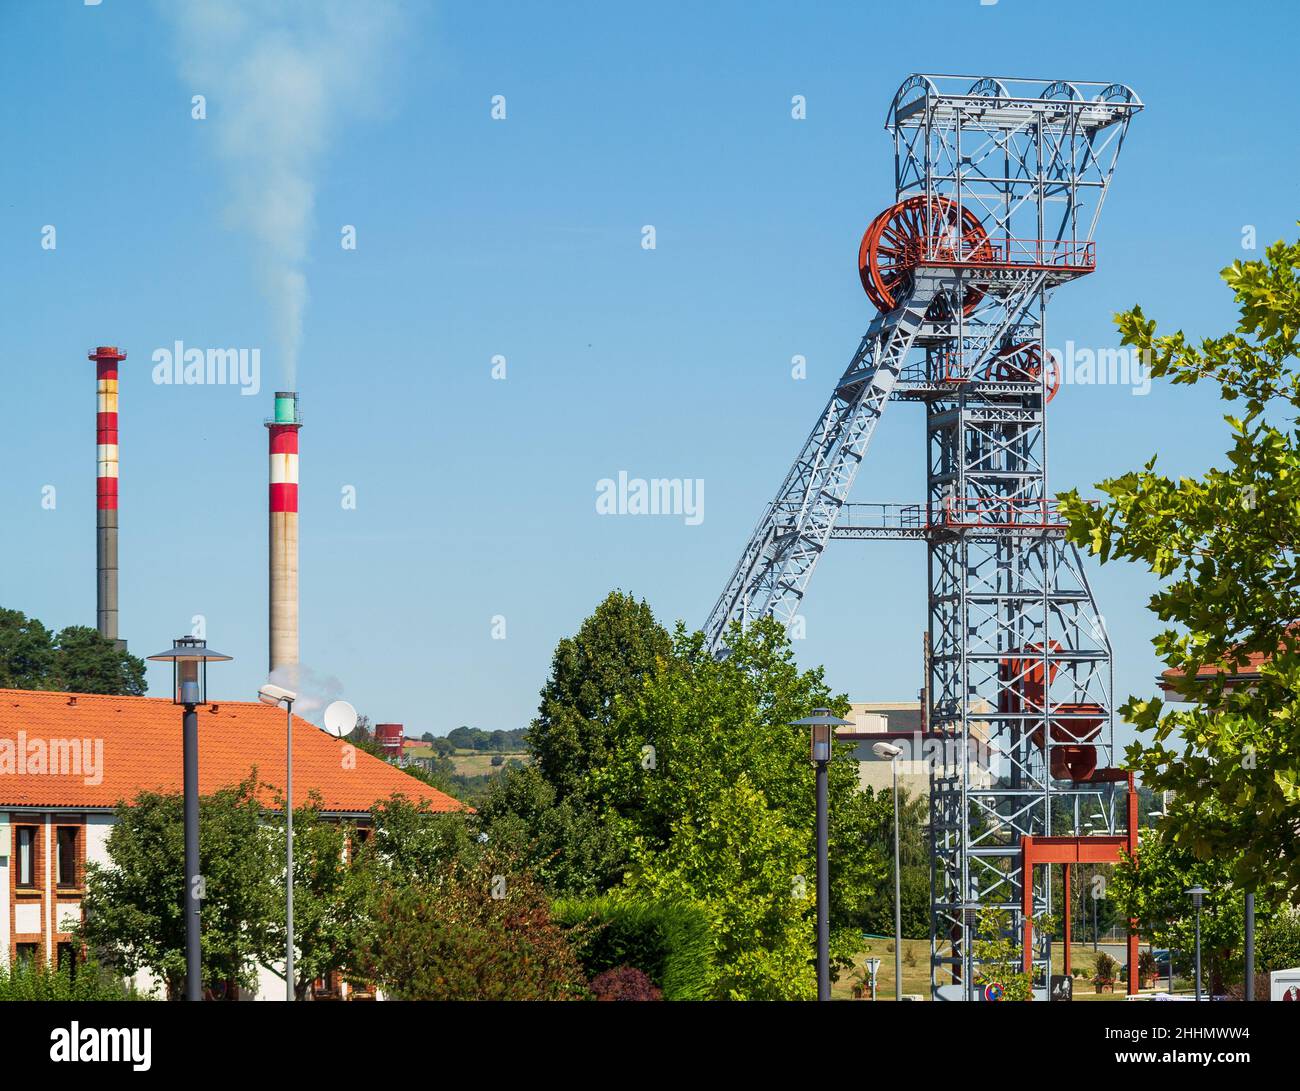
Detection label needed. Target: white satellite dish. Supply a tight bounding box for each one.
[322,700,358,739]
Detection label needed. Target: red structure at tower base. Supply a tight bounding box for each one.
[1020,772,1141,996]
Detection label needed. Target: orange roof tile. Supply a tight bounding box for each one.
[1158,624,1300,694]
[0,688,465,814]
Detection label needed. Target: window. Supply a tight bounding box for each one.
[56,826,79,888]
[15,943,40,968]
[15,826,37,888]
[56,942,79,980]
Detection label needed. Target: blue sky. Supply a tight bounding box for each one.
[0,0,1296,746]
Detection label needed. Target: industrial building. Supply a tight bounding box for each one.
[839,701,992,797]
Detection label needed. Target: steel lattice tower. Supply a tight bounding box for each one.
[704,74,1141,1000]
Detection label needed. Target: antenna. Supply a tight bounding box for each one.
[322,700,358,739]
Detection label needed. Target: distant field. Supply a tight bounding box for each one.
[449,750,530,776]
[835,941,1173,1002]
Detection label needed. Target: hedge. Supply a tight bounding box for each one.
[553,896,716,1001]
[0,957,142,1001]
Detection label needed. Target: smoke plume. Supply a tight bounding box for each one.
[159,0,402,385]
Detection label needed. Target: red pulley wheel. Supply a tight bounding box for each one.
[858,195,990,317]
[990,342,1062,402]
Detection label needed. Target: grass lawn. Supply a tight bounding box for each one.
[835,941,1184,1001]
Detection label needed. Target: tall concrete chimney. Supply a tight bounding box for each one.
[89,346,126,646]
[267,391,301,678]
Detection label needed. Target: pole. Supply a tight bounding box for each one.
[1194,904,1203,1002]
[1092,875,1098,952]
[286,699,294,1001]
[1244,892,1255,1002]
[816,757,829,1001]
[892,757,902,1001]
[183,701,201,1001]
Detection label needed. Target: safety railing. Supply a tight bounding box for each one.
[936,497,1070,529]
[905,237,1095,271]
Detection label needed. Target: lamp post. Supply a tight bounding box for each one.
[872,740,904,1001]
[791,707,853,1001]
[146,637,232,1001]
[1186,885,1207,1001]
[259,683,298,1001]
[1086,818,1105,951]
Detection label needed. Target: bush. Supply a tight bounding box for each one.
[352,856,587,1000]
[553,896,716,1001]
[1093,952,1118,982]
[0,957,142,1001]
[589,966,662,1001]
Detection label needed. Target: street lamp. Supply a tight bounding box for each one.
[259,683,297,1002]
[872,740,904,1002]
[146,636,233,1001]
[790,707,853,1001]
[1186,885,1207,1001]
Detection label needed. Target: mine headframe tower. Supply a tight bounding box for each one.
[703,75,1142,999]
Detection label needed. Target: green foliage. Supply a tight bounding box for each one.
[552,896,716,1000]
[1257,909,1300,975]
[80,777,279,998]
[1139,948,1159,980]
[1108,824,1288,995]
[394,753,498,805]
[363,795,481,890]
[1059,231,1300,897]
[528,590,672,799]
[0,607,54,687]
[858,787,929,938]
[468,595,897,1000]
[268,792,374,999]
[0,956,143,1001]
[351,852,587,1000]
[622,774,815,999]
[446,725,527,751]
[477,764,627,896]
[0,608,146,695]
[589,617,887,999]
[1093,951,1118,983]
[971,908,1033,1001]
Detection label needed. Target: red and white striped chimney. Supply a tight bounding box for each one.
[267,391,301,678]
[89,346,126,645]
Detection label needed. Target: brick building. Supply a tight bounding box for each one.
[0,688,462,998]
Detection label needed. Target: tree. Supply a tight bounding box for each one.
[1109,825,1284,992]
[589,618,890,999]
[363,795,480,890]
[351,852,587,1000]
[0,608,54,688]
[477,764,627,897]
[0,609,145,695]
[80,778,279,998]
[621,775,816,999]
[528,590,671,799]
[970,908,1034,1001]
[859,786,929,938]
[1060,230,1300,899]
[267,792,374,999]
[50,625,147,695]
